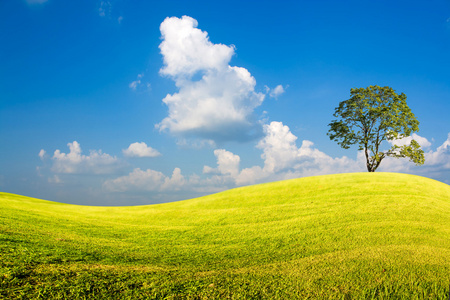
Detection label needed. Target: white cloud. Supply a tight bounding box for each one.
[103,168,165,192]
[203,149,240,177]
[425,133,450,168]
[129,73,150,92]
[268,85,286,99]
[103,167,186,192]
[51,141,122,174]
[161,168,186,191]
[99,1,112,17]
[373,133,450,183]
[236,121,363,185]
[38,149,46,160]
[105,149,242,195]
[198,121,364,187]
[123,142,161,158]
[105,121,365,196]
[98,0,123,24]
[104,126,450,200]
[388,133,432,148]
[159,16,234,77]
[235,165,266,186]
[258,121,359,176]
[156,16,265,144]
[129,80,140,91]
[257,121,300,173]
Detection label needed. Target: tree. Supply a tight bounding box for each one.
[327,85,425,172]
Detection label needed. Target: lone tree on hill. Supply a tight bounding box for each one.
[328,85,425,172]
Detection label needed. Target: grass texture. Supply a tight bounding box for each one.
[1,172,450,299]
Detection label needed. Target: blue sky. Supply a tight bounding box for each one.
[1,0,449,205]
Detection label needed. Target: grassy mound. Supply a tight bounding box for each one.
[1,172,450,299]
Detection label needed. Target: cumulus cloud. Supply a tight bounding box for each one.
[159,16,234,77]
[156,16,265,144]
[425,133,450,168]
[105,121,366,196]
[258,121,361,177]
[213,124,449,187]
[123,142,161,158]
[236,121,364,185]
[50,141,122,174]
[104,124,450,200]
[203,149,240,177]
[103,167,186,192]
[388,133,432,148]
[369,133,450,182]
[257,121,300,173]
[199,121,364,187]
[105,150,242,195]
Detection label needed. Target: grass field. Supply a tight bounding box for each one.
[1,172,450,299]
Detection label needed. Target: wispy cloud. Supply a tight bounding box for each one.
[129,73,150,92]
[98,0,123,24]
[128,74,142,91]
[156,16,265,144]
[38,149,46,160]
[98,1,112,17]
[266,85,287,99]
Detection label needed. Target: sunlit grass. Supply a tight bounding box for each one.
[1,172,450,299]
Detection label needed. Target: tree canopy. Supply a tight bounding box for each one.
[328,85,425,172]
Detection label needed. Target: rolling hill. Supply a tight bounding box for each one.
[1,172,450,299]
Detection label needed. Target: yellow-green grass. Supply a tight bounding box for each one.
[1,172,449,299]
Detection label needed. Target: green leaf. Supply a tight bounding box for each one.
[328,85,424,172]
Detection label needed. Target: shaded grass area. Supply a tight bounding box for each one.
[1,172,450,299]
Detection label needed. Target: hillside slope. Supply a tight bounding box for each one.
[1,172,450,299]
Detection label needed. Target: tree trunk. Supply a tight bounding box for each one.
[364,146,374,172]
